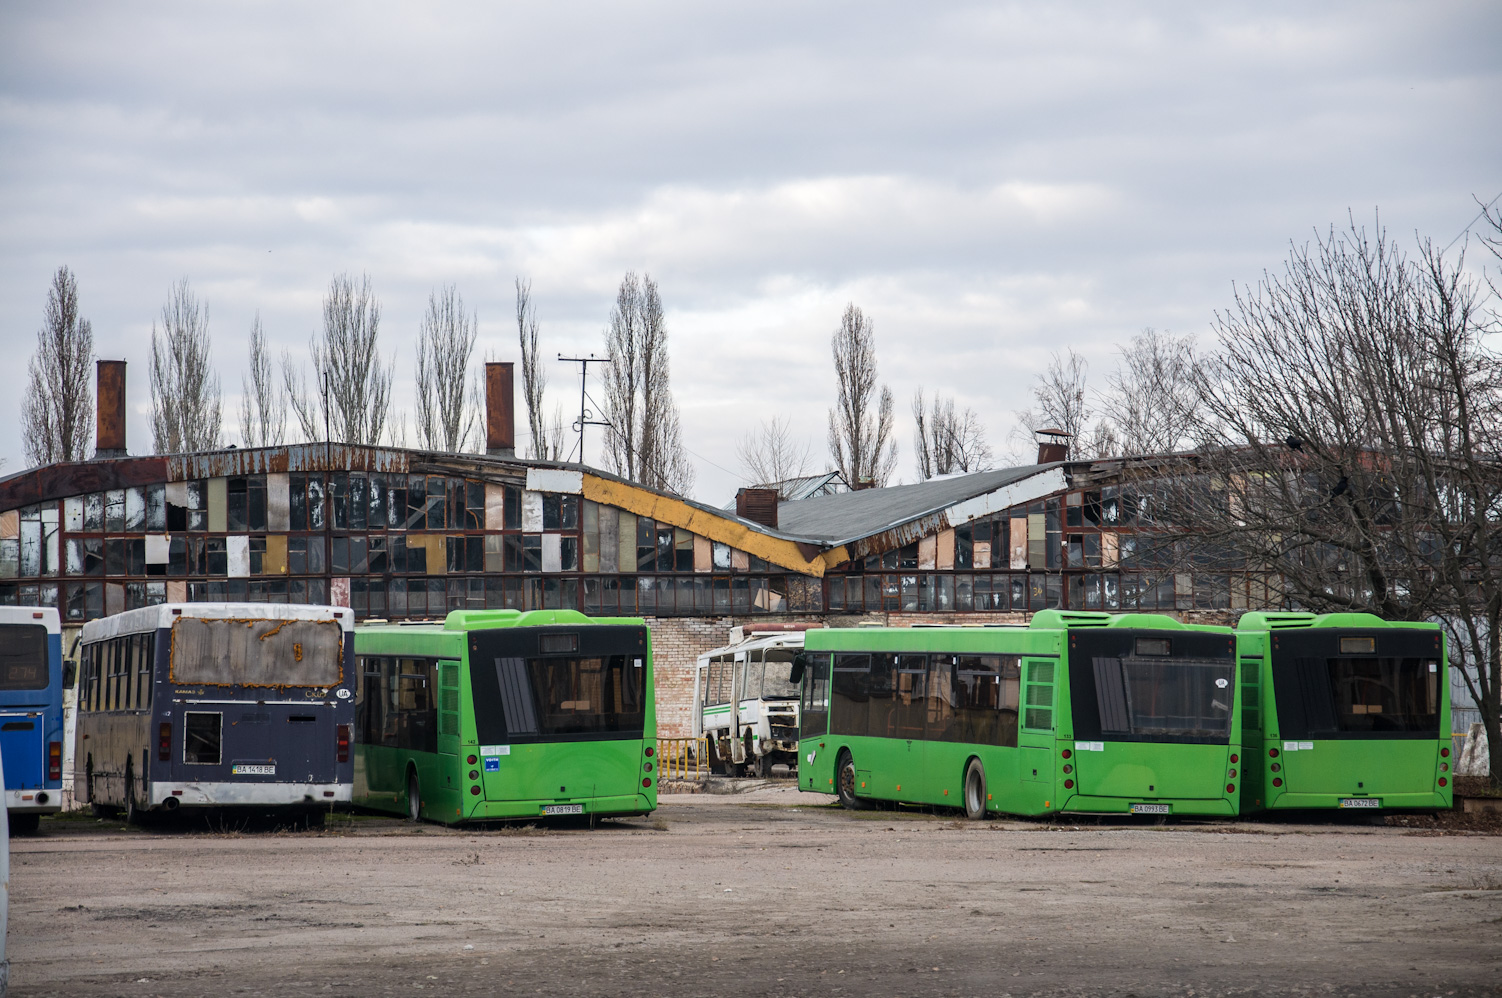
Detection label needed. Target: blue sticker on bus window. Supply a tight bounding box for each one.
[484,758,500,772]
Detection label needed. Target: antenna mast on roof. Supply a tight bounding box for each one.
[557,354,612,464]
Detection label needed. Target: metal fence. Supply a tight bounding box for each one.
[656,736,707,781]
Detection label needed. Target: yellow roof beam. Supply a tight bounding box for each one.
[581,474,837,578]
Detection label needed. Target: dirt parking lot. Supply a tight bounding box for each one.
[9,785,1502,998]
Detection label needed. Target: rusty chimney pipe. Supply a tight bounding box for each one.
[1035,428,1069,464]
[95,360,127,459]
[485,362,516,458]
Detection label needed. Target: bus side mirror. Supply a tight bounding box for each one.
[788,653,806,685]
[63,660,77,690]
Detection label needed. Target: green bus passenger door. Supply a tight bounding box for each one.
[1020,660,1057,808]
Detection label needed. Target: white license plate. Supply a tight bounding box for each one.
[543,804,583,816]
[1339,798,1380,809]
[1131,803,1171,815]
[232,764,276,776]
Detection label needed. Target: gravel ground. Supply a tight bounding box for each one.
[9,784,1502,997]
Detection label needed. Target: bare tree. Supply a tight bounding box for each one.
[912,389,992,480]
[150,278,222,454]
[517,278,564,460]
[415,285,478,452]
[601,272,694,494]
[737,415,814,494]
[286,273,393,446]
[21,266,94,466]
[1017,348,1090,442]
[1161,218,1502,783]
[1097,328,1202,454]
[827,303,897,487]
[237,313,285,449]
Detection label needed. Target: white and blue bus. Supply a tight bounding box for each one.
[76,603,355,823]
[0,606,64,835]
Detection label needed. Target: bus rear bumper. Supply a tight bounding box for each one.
[148,781,351,809]
[6,789,62,815]
[1267,791,1451,811]
[1057,794,1237,817]
[470,793,656,821]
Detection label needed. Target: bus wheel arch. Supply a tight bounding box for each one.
[835,749,872,810]
[406,765,422,823]
[962,757,987,820]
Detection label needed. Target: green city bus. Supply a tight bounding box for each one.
[1235,612,1452,814]
[353,609,658,824]
[795,611,1241,818]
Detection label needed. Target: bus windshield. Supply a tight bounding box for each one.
[1320,656,1438,733]
[1096,656,1235,739]
[1071,631,1237,744]
[471,654,645,743]
[170,616,344,687]
[0,624,49,690]
[756,659,800,700]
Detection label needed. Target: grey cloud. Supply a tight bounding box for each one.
[1,2,1499,499]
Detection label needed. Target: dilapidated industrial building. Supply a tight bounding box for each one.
[3,363,1260,737]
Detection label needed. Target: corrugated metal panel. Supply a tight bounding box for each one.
[167,444,412,480]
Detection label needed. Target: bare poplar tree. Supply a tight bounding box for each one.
[21,266,94,466]
[237,313,285,449]
[1160,219,1502,782]
[150,278,222,454]
[602,272,694,494]
[827,303,897,487]
[285,273,393,446]
[415,285,478,452]
[912,389,992,480]
[517,278,564,460]
[1097,328,1202,454]
[737,415,813,494]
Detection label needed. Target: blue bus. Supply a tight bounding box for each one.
[0,606,64,835]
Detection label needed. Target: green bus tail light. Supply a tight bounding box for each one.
[1226,784,1235,794]
[1272,778,1282,787]
[470,786,481,795]
[1440,747,1450,758]
[1063,779,1074,789]
[643,778,652,788]
[1438,777,1447,788]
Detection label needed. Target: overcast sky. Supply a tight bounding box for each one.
[2,2,1499,501]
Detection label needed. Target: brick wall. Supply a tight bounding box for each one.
[644,615,737,738]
